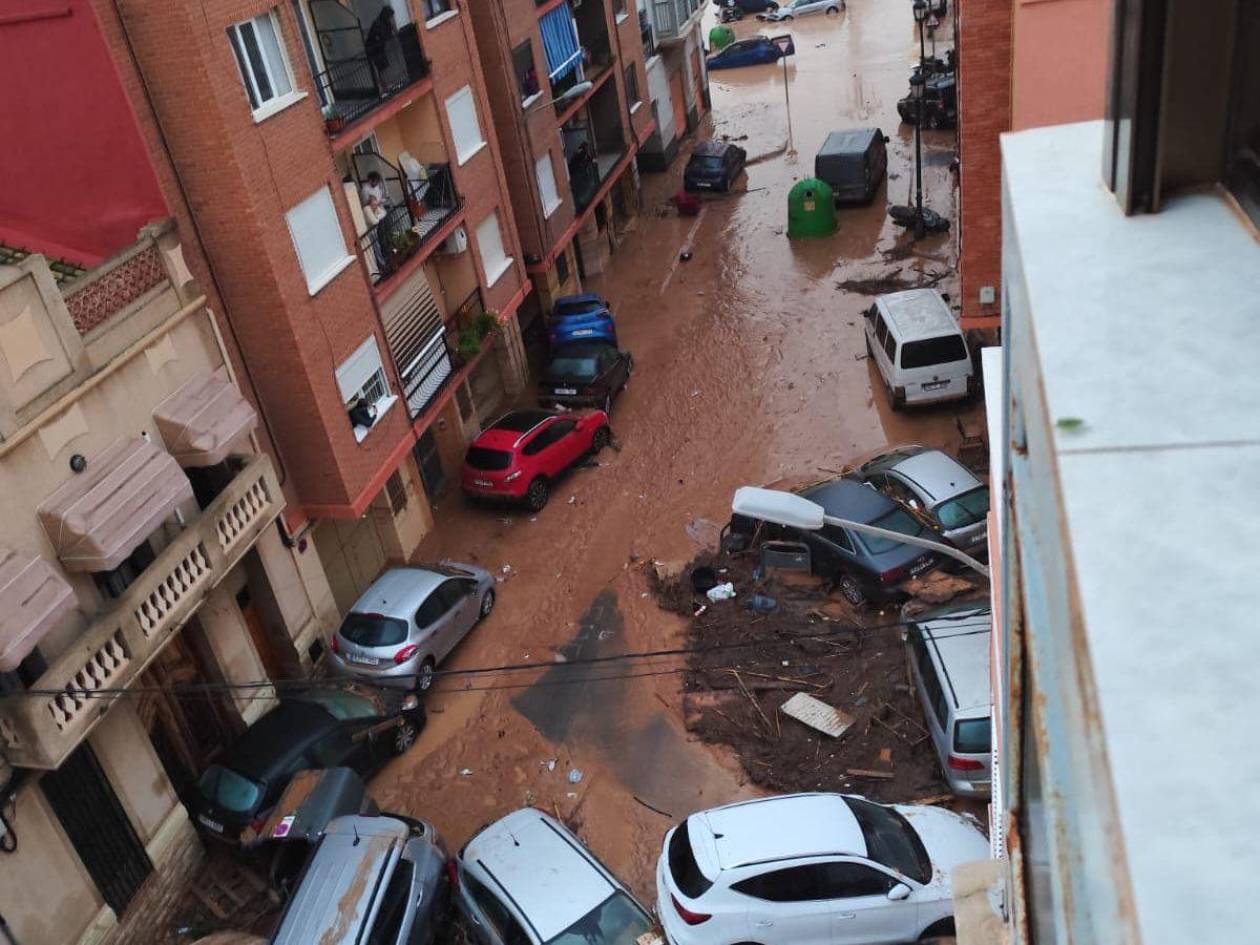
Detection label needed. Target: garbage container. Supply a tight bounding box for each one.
[709,25,736,51]
[787,178,837,238]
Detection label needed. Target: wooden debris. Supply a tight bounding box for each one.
[846,768,895,780]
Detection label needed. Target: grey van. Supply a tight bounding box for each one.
[271,814,448,945]
[905,603,993,797]
[815,128,888,203]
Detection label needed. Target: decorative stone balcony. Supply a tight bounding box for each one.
[0,453,283,769]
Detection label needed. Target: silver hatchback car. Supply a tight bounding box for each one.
[330,563,495,691]
[850,445,990,558]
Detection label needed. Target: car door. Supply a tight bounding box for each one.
[412,588,448,666]
[603,348,630,399]
[440,577,481,657]
[818,861,919,944]
[428,579,472,660]
[541,418,580,472]
[364,858,416,945]
[730,864,836,945]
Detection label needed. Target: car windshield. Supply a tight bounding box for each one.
[338,612,408,647]
[696,155,724,170]
[544,892,654,945]
[668,820,714,897]
[899,335,968,369]
[547,356,599,380]
[857,506,926,555]
[466,447,513,471]
[934,486,990,529]
[954,717,992,754]
[292,689,379,721]
[844,796,931,884]
[198,764,264,814]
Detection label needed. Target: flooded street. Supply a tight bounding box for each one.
[370,0,978,900]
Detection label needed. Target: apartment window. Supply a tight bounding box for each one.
[423,0,453,21]
[536,153,562,218]
[227,10,295,116]
[385,470,409,513]
[613,0,628,19]
[445,86,486,165]
[514,41,541,104]
[1225,4,1260,227]
[336,336,397,442]
[285,187,354,294]
[475,212,513,287]
[624,64,641,110]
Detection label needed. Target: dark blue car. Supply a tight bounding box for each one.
[706,35,793,70]
[550,293,617,347]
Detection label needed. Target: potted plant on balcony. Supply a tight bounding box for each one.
[322,106,346,134]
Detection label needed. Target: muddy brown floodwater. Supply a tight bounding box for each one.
[369,0,982,904]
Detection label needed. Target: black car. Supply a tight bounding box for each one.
[736,479,939,605]
[538,342,633,413]
[897,74,957,129]
[684,141,748,192]
[190,686,424,842]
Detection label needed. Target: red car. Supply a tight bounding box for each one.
[462,409,611,511]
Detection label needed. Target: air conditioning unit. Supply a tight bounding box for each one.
[439,226,468,255]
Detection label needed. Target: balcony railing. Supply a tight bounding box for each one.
[314,20,430,134]
[651,0,702,41]
[640,12,656,59]
[402,332,456,419]
[0,454,283,769]
[359,164,461,287]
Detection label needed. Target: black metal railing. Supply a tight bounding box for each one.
[640,12,656,59]
[314,22,430,134]
[358,163,461,286]
[402,332,456,418]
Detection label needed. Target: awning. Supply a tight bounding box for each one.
[38,438,194,573]
[153,371,257,467]
[540,4,582,82]
[0,546,76,672]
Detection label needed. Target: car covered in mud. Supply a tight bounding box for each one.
[684,141,748,192]
[462,408,611,511]
[539,342,633,414]
[657,793,986,945]
[705,36,790,70]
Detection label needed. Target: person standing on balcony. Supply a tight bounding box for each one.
[365,7,398,85]
[361,171,388,209]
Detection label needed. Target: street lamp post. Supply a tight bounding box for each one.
[911,0,928,240]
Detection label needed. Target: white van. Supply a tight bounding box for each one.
[864,289,975,408]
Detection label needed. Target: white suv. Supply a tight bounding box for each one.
[656,793,987,945]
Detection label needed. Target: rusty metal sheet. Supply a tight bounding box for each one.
[780,692,854,738]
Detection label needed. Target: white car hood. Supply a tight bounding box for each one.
[895,805,990,891]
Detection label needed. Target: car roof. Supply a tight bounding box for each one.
[464,809,615,942]
[818,127,882,157]
[693,794,867,870]
[347,567,445,619]
[491,409,555,433]
[889,449,983,503]
[916,604,992,713]
[876,289,959,341]
[800,478,895,523]
[271,816,410,945]
[218,700,336,780]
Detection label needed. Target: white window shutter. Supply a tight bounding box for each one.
[285,186,352,294]
[445,86,484,164]
[335,335,386,403]
[475,212,511,286]
[535,153,562,217]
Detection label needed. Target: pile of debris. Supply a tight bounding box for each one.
[652,553,980,804]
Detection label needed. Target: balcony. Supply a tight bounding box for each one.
[640,11,656,59]
[0,454,283,769]
[563,80,627,211]
[304,1,431,135]
[651,0,703,42]
[352,160,461,289]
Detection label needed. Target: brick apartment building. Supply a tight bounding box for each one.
[466,0,656,331]
[636,0,709,172]
[103,0,536,615]
[955,0,1109,330]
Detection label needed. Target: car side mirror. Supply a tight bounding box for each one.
[883,134,891,143]
[888,883,911,901]
[863,304,876,319]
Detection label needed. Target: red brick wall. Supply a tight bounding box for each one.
[957,0,1012,330]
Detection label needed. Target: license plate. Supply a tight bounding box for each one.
[572,329,594,337]
[347,653,378,666]
[695,181,713,189]
[923,380,949,391]
[198,814,224,833]
[474,478,493,487]
[555,387,577,396]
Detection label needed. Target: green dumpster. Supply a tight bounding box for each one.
[787,178,837,238]
[709,25,736,52]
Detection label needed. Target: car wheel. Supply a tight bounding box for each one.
[479,588,495,620]
[394,718,418,755]
[781,13,793,19]
[837,573,865,606]
[592,425,611,452]
[826,4,840,13]
[918,918,956,941]
[927,112,941,131]
[417,658,436,692]
[526,477,550,511]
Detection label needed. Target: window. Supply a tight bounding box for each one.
[367,861,415,945]
[423,0,453,21]
[668,820,714,897]
[536,153,562,218]
[415,589,447,628]
[820,523,855,554]
[911,631,949,727]
[856,507,923,555]
[844,796,932,884]
[466,447,512,470]
[624,64,641,110]
[385,470,408,513]
[336,335,396,442]
[514,41,541,103]
[464,873,531,945]
[445,86,486,164]
[227,10,295,115]
[934,486,990,530]
[954,716,992,754]
[555,248,570,286]
[547,892,653,945]
[820,862,895,898]
[339,613,408,647]
[733,865,829,902]
[613,0,627,18]
[286,187,354,294]
[898,335,968,369]
[475,211,513,286]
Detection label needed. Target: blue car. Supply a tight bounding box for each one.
[706,35,793,70]
[550,293,617,347]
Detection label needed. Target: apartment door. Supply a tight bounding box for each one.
[41,744,153,916]
[669,70,687,141]
[413,429,447,501]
